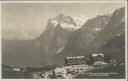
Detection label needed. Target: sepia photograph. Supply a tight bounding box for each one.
[1,1,127,79]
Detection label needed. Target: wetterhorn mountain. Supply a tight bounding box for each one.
[36,14,89,56]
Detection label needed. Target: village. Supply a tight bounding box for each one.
[7,53,118,79]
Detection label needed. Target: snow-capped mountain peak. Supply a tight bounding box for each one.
[51,14,90,30]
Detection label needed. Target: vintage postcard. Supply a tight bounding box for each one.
[1,0,127,80]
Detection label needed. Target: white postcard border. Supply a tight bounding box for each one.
[0,1,127,81]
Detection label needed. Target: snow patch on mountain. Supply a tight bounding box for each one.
[61,23,76,30]
[73,15,90,28]
[57,47,65,53]
[52,20,58,27]
[92,28,101,31]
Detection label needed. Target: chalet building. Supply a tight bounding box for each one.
[91,54,108,65]
[64,56,86,66]
[12,68,20,71]
[92,54,104,62]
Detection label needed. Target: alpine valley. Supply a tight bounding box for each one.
[2,7,125,68]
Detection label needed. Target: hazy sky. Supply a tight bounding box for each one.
[2,3,125,39]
